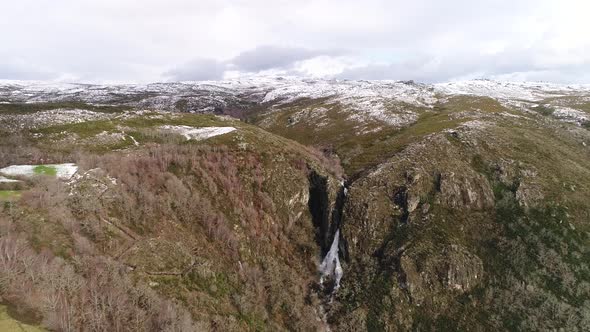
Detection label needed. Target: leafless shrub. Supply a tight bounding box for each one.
[6,139,328,330]
[0,232,199,332]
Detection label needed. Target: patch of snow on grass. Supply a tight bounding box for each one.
[160,125,236,140]
[460,120,489,130]
[93,131,126,145]
[127,135,139,146]
[552,107,589,125]
[0,176,20,183]
[0,163,78,179]
[0,108,115,132]
[55,163,79,179]
[287,107,329,127]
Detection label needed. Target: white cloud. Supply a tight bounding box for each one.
[0,0,588,83]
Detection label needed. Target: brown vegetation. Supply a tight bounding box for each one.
[0,132,336,331]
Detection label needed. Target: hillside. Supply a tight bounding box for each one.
[0,78,589,331]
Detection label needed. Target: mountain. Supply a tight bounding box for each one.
[0,78,589,331]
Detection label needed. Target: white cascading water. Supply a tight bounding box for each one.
[317,184,346,330]
[319,229,343,290]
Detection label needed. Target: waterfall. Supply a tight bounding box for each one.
[314,180,348,330]
[320,229,343,290]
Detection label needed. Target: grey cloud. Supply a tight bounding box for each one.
[229,45,345,72]
[167,45,347,81]
[165,58,226,81]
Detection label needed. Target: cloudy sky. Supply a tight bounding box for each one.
[1,0,589,83]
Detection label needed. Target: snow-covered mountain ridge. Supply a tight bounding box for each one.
[2,78,589,106]
[2,78,589,135]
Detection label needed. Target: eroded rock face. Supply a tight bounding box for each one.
[515,181,544,208]
[342,185,398,257]
[336,134,502,329]
[286,190,309,230]
[308,170,344,252]
[491,159,545,208]
[400,244,483,305]
[444,245,483,292]
[437,171,494,210]
[341,134,496,252]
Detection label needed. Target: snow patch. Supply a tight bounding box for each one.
[460,120,489,130]
[552,107,589,125]
[0,176,20,183]
[500,112,523,119]
[0,108,114,132]
[286,107,329,127]
[0,163,78,179]
[127,134,139,146]
[160,125,236,140]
